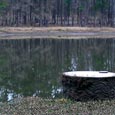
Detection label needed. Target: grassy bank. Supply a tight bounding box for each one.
[0,97,115,115]
[0,27,115,33]
[0,27,115,39]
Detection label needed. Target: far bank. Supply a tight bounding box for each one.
[0,27,115,39]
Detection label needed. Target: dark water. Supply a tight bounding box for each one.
[0,38,115,102]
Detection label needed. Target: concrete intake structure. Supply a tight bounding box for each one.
[62,71,115,101]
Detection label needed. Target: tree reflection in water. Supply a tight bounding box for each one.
[0,38,115,102]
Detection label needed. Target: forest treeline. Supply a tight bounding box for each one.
[0,0,115,27]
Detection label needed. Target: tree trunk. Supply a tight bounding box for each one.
[112,0,115,27]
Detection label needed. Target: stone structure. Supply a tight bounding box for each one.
[62,71,115,101]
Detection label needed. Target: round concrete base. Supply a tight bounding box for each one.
[62,71,115,101]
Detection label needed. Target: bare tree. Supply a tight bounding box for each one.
[0,0,115,27]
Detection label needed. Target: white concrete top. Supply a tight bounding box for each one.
[63,71,115,78]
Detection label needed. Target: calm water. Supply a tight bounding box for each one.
[0,38,115,102]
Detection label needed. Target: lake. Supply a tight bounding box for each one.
[0,38,115,102]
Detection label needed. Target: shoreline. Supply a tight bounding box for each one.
[0,27,115,39]
[1,96,115,114]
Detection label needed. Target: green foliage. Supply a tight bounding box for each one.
[64,0,72,16]
[64,0,71,4]
[0,1,8,9]
[77,5,84,13]
[93,0,109,11]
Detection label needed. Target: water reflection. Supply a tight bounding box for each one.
[0,38,115,102]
